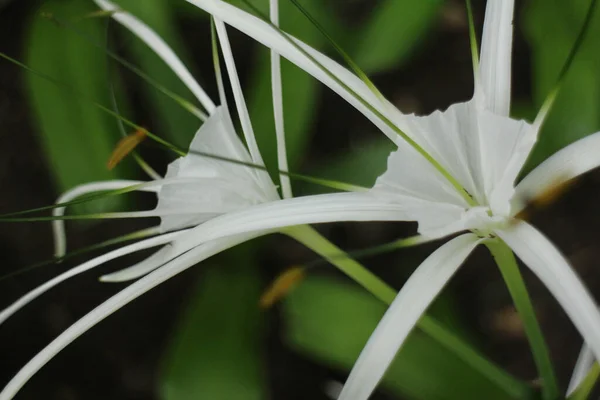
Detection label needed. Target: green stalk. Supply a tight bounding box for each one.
[486,240,558,400]
[569,362,600,400]
[287,225,529,399]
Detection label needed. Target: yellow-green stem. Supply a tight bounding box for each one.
[486,240,558,400]
[569,362,600,400]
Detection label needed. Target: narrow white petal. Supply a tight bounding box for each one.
[99,244,173,282]
[0,233,256,400]
[0,229,185,326]
[497,223,600,366]
[214,20,266,167]
[53,180,151,257]
[338,234,481,400]
[478,0,515,116]
[186,0,415,145]
[269,0,292,199]
[567,343,595,395]
[513,131,600,215]
[170,192,410,255]
[94,0,215,113]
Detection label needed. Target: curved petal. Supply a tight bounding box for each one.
[53,180,149,257]
[0,233,257,400]
[338,233,481,400]
[157,106,279,232]
[568,343,595,395]
[169,192,421,253]
[512,131,600,215]
[497,222,600,367]
[214,21,265,168]
[99,244,173,282]
[0,229,186,326]
[477,0,514,116]
[186,0,414,146]
[94,0,215,113]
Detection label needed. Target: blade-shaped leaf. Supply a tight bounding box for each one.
[523,0,600,172]
[26,0,130,212]
[352,0,443,74]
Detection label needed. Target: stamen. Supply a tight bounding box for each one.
[107,128,148,170]
[259,266,305,308]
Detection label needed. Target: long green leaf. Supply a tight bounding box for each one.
[523,0,600,172]
[352,0,443,74]
[26,0,129,212]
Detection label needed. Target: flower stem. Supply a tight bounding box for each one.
[486,240,559,400]
[286,225,530,399]
[569,362,600,400]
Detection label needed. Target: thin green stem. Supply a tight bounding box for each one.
[487,240,558,400]
[287,225,529,399]
[465,0,479,81]
[569,362,600,400]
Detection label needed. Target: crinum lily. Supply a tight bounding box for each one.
[2,0,600,399]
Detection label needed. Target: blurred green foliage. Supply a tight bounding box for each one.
[284,275,517,400]
[523,0,600,171]
[161,243,266,400]
[26,0,130,212]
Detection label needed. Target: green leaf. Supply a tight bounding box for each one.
[523,0,600,172]
[26,0,129,212]
[284,275,521,400]
[111,0,203,149]
[351,0,444,74]
[161,243,267,400]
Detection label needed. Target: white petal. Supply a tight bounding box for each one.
[0,233,256,400]
[186,0,415,146]
[170,192,410,256]
[53,180,149,257]
[214,21,266,168]
[390,100,536,217]
[477,0,515,116]
[94,0,215,113]
[157,106,279,232]
[497,222,600,367]
[0,229,185,326]
[269,0,292,199]
[567,343,595,395]
[338,233,481,400]
[513,131,600,215]
[99,244,173,282]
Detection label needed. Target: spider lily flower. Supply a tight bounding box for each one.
[0,1,402,398]
[1,0,598,399]
[174,0,600,398]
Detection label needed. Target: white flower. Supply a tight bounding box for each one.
[3,0,600,398]
[179,0,600,398]
[0,1,402,398]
